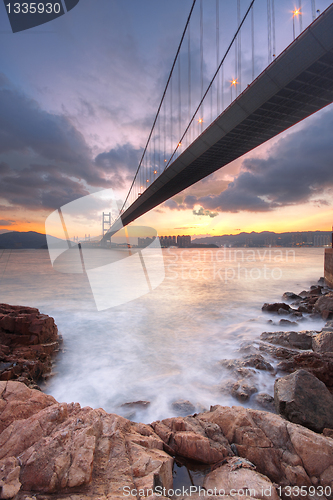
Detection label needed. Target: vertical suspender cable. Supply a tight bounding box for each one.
[216,0,220,115]
[267,0,272,64]
[163,98,166,164]
[188,18,191,144]
[237,0,241,94]
[200,0,204,130]
[298,0,303,31]
[272,0,276,57]
[251,3,255,80]
[311,0,316,21]
[170,78,173,158]
[120,0,196,213]
[178,55,181,151]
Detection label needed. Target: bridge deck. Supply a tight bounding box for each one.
[106,4,333,237]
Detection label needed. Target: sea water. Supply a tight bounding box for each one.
[0,247,326,422]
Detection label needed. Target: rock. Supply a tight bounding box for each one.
[200,405,333,488]
[152,416,233,464]
[313,293,333,319]
[282,292,302,301]
[121,400,151,409]
[274,369,333,432]
[258,342,299,360]
[203,456,279,500]
[231,380,258,402]
[171,400,195,416]
[312,330,333,353]
[0,381,173,497]
[0,457,21,499]
[276,351,333,389]
[262,303,291,314]
[0,304,61,388]
[251,394,276,414]
[279,319,298,326]
[221,355,274,373]
[2,383,333,497]
[309,286,323,295]
[260,331,313,350]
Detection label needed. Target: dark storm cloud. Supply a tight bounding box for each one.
[0,164,90,210]
[165,109,333,213]
[95,144,142,184]
[0,76,143,210]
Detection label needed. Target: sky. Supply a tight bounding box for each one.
[0,0,332,240]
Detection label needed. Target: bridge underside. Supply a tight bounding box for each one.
[105,4,333,238]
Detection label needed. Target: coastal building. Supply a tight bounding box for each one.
[138,236,156,247]
[177,235,191,248]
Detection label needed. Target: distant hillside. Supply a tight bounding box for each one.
[192,230,332,247]
[0,231,64,249]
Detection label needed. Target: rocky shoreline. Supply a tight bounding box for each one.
[0,280,333,500]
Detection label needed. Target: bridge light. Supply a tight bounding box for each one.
[178,142,182,147]
[146,179,149,183]
[198,118,203,123]
[164,159,167,162]
[230,78,238,86]
[292,8,301,17]
[154,170,157,174]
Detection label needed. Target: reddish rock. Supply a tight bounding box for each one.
[262,303,291,314]
[314,293,333,320]
[274,369,333,432]
[203,456,279,500]
[0,304,61,388]
[277,351,333,388]
[260,331,313,350]
[312,330,333,354]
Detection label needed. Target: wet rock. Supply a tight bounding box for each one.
[309,286,323,295]
[274,369,333,433]
[313,293,333,320]
[276,351,333,389]
[231,380,258,402]
[312,330,333,354]
[221,355,274,373]
[0,304,60,388]
[121,400,151,409]
[282,292,302,301]
[258,342,298,360]
[251,393,276,414]
[260,331,313,350]
[279,319,298,326]
[171,400,195,416]
[203,456,279,500]
[262,303,291,314]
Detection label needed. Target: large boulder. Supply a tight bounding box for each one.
[313,293,333,320]
[260,331,313,350]
[274,369,333,432]
[0,304,61,388]
[277,351,333,388]
[203,457,279,500]
[312,330,333,354]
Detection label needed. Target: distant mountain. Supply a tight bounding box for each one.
[192,230,332,247]
[0,231,64,249]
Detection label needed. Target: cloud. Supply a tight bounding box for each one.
[166,108,333,213]
[0,76,144,211]
[193,207,218,218]
[0,220,15,226]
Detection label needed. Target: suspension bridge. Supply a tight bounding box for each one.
[102,0,333,242]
